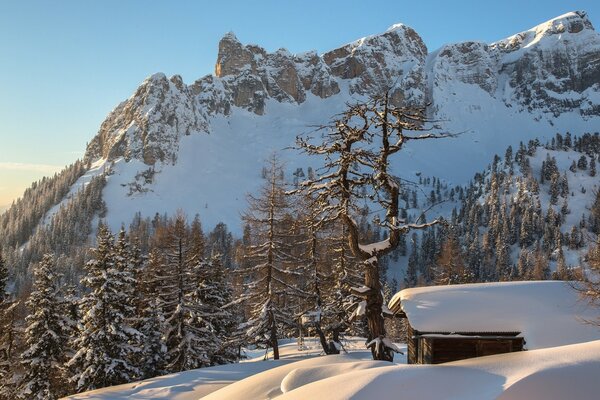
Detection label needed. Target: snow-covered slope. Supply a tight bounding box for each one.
[65,340,600,400]
[277,340,600,400]
[64,282,600,400]
[66,11,600,233]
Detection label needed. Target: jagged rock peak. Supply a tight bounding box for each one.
[492,11,595,52]
[532,10,594,35]
[214,31,267,77]
[322,22,428,105]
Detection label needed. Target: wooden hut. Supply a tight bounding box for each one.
[388,282,536,364]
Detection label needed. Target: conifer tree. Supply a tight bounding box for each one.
[0,300,19,400]
[113,228,144,370]
[138,249,167,379]
[326,222,364,340]
[531,241,550,280]
[158,214,210,371]
[435,232,470,285]
[19,254,68,400]
[68,225,141,392]
[516,248,531,279]
[296,93,451,361]
[195,255,239,365]
[236,155,304,360]
[0,253,19,400]
[404,233,419,288]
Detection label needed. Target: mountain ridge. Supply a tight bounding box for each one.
[43,10,600,234]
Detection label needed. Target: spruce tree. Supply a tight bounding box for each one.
[19,254,68,400]
[138,249,167,379]
[68,225,141,392]
[158,213,210,372]
[195,255,239,365]
[0,253,19,400]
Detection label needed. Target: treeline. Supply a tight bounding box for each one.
[0,155,402,398]
[0,160,88,250]
[404,132,600,288]
[0,215,241,399]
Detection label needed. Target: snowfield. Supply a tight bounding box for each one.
[64,282,600,400]
[275,340,600,400]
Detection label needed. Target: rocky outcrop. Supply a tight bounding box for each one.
[323,24,428,105]
[427,11,600,118]
[85,73,205,164]
[492,11,600,116]
[431,42,497,95]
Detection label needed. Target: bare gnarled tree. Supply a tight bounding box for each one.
[296,92,455,361]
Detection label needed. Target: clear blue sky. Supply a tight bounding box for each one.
[0,0,598,207]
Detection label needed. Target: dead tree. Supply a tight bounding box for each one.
[296,93,453,361]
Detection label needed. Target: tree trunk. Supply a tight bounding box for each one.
[365,258,394,361]
[270,316,280,360]
[314,323,340,355]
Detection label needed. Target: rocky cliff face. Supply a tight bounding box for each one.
[493,11,600,116]
[429,11,600,117]
[85,73,205,164]
[85,11,600,166]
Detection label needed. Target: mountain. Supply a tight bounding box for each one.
[14,11,600,237]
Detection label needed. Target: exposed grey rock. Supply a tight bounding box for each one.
[85,73,205,164]
[85,11,600,167]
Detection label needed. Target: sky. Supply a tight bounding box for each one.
[0,0,598,209]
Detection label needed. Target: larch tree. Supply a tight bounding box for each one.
[435,231,470,285]
[236,155,305,360]
[19,254,68,400]
[296,93,453,361]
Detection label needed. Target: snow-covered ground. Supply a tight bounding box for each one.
[275,340,600,400]
[65,282,600,400]
[61,338,381,400]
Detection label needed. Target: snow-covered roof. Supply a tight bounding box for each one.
[388,281,600,349]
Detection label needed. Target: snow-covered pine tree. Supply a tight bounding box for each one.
[194,255,239,365]
[158,213,210,372]
[19,254,68,400]
[0,299,19,400]
[0,252,19,400]
[113,228,144,371]
[138,248,167,379]
[68,225,141,392]
[236,155,303,360]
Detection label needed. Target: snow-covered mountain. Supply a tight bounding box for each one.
[62,11,600,232]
